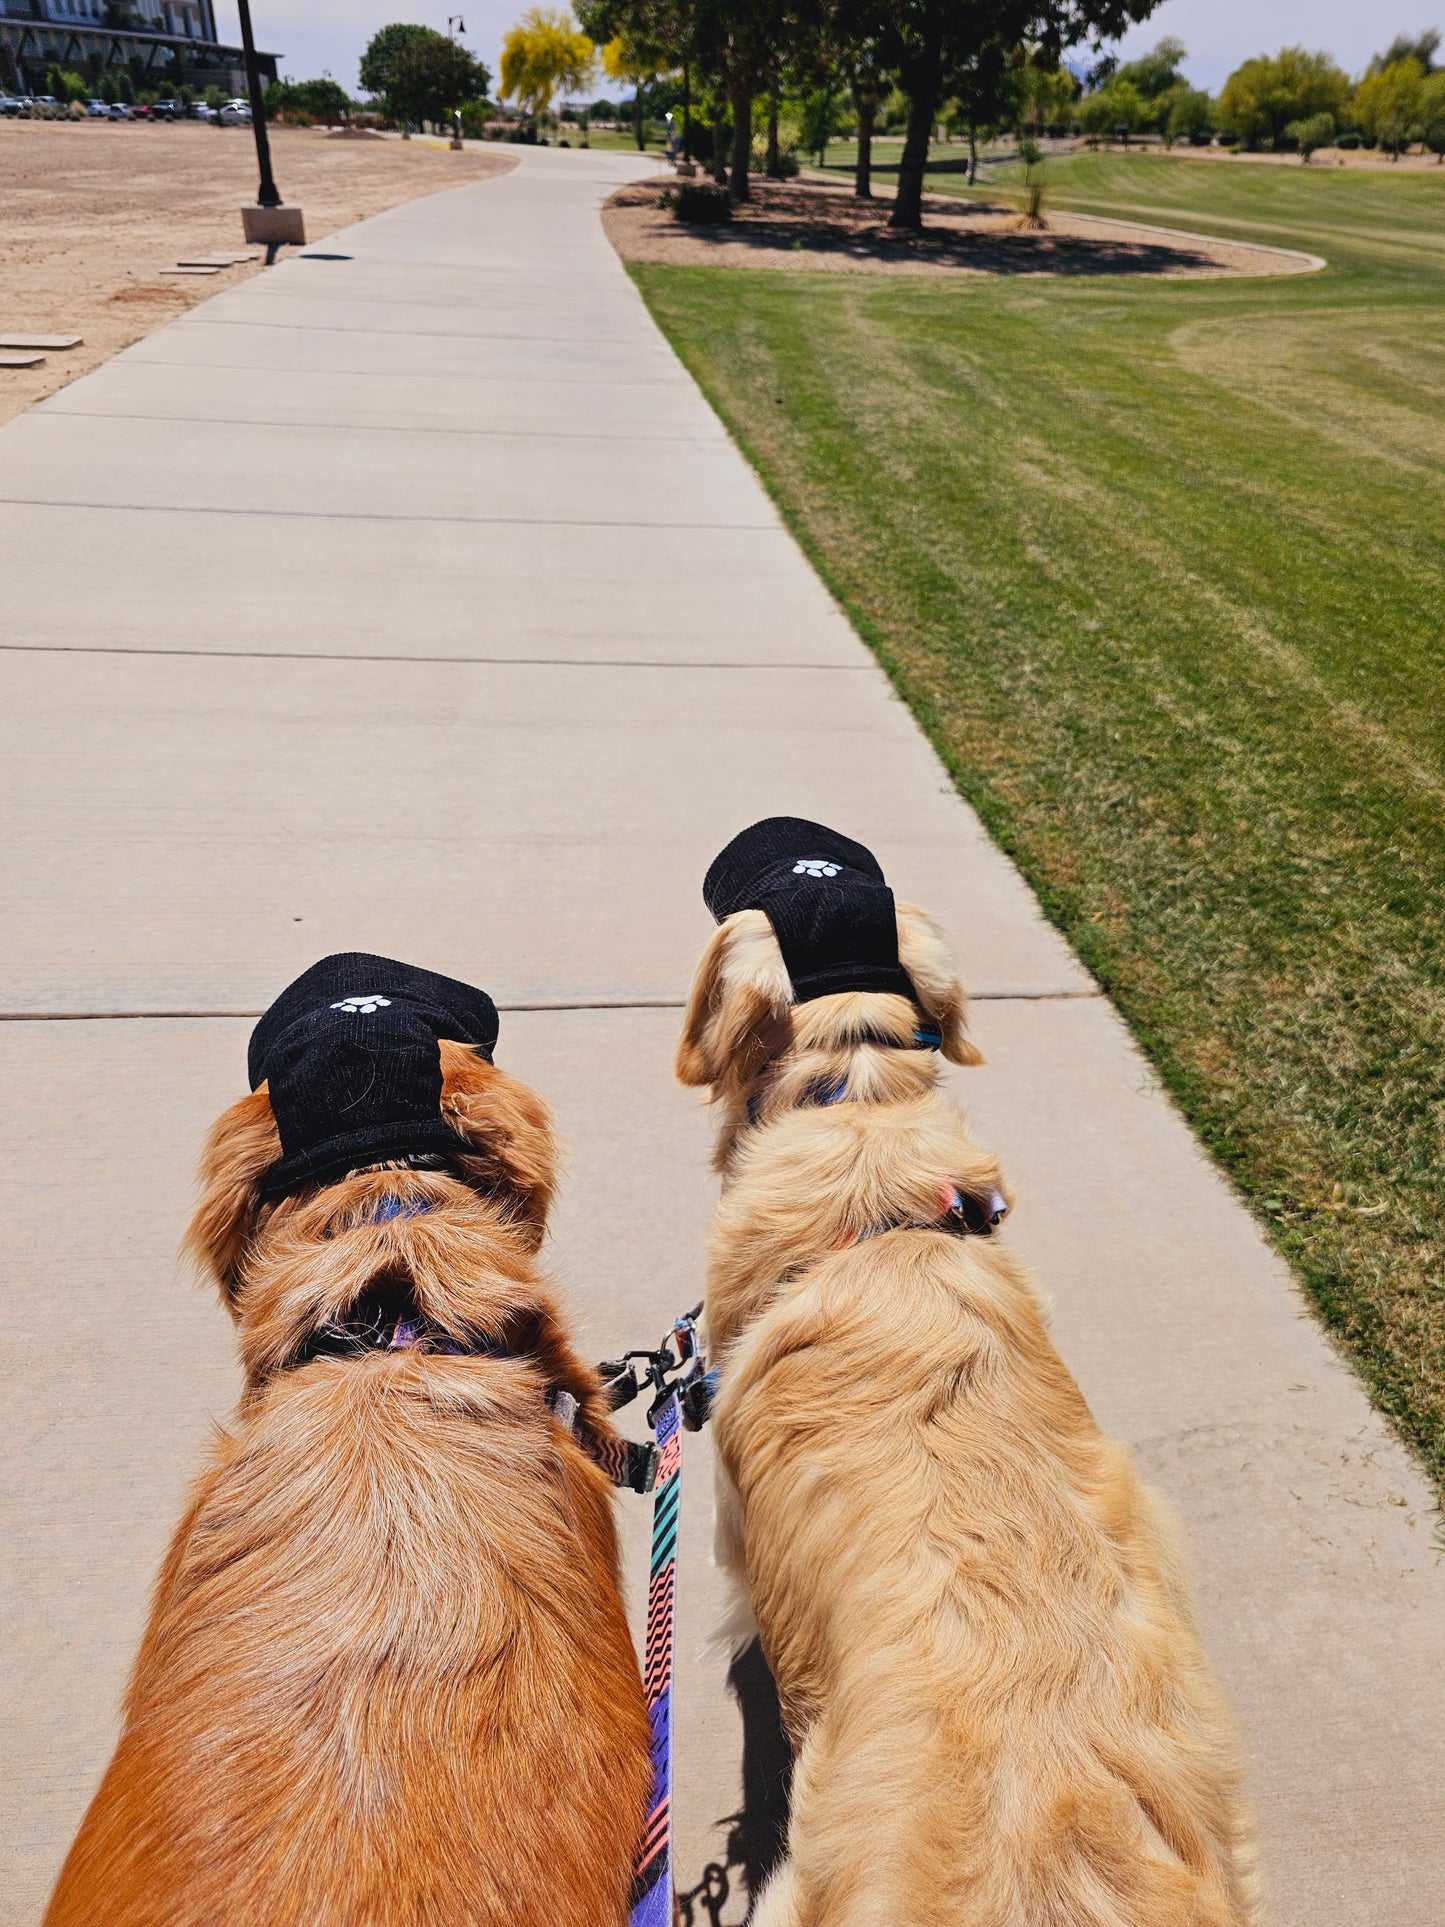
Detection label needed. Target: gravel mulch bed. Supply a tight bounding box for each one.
[603,175,1318,278]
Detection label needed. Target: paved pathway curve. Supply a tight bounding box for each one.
[2,148,1441,1925]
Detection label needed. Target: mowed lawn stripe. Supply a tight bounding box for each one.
[630,154,1445,1490]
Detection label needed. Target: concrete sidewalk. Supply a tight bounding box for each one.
[1,148,1441,1925]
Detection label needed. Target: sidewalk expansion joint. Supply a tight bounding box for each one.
[0,990,1101,1023]
[34,409,729,448]
[0,499,776,532]
[0,643,867,672]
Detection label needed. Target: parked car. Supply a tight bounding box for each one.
[189,100,215,121]
[30,94,59,115]
[149,98,181,120]
[218,98,251,125]
[0,95,26,116]
[109,101,132,119]
[84,98,109,117]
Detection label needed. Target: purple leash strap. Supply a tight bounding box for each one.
[629,1388,682,1927]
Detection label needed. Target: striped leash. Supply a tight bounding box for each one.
[599,1308,719,1927]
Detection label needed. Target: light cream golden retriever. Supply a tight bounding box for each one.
[678,903,1261,1927]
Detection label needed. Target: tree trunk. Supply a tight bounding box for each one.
[633,81,645,150]
[729,75,753,201]
[712,94,728,182]
[851,86,875,199]
[889,8,943,231]
[967,122,977,183]
[682,59,690,160]
[765,69,781,177]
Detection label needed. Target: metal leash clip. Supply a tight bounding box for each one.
[597,1303,720,1434]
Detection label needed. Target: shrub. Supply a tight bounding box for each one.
[1285,111,1335,160]
[1336,130,1362,149]
[46,65,88,104]
[751,137,799,176]
[668,181,732,224]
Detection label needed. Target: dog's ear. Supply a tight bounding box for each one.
[185,1087,281,1312]
[676,909,794,1091]
[440,1041,558,1247]
[896,902,983,1067]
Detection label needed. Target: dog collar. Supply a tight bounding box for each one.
[746,1024,943,1128]
[284,1188,659,1494]
[843,1177,1008,1247]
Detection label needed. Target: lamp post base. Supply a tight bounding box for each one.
[242,204,307,247]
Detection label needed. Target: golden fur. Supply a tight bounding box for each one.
[678,907,1262,1927]
[45,1041,651,1927]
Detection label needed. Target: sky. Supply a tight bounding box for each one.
[213,2,1443,99]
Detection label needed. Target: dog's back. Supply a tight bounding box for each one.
[717,1215,1260,1927]
[46,1026,650,1927]
[48,1347,641,1927]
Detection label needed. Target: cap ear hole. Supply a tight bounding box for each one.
[896,903,982,1067]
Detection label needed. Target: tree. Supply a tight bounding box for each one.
[1421,71,1445,160]
[1017,61,1079,135]
[1352,57,1425,153]
[798,72,848,164]
[501,9,597,119]
[359,24,427,98]
[1285,110,1334,161]
[46,65,88,104]
[840,31,892,197]
[1113,33,1184,100]
[600,30,671,148]
[360,23,490,125]
[1078,74,1147,140]
[267,77,356,125]
[881,2,1164,233]
[1367,30,1439,77]
[1163,85,1212,146]
[1216,47,1349,150]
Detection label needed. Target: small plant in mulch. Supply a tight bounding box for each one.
[1013,138,1049,230]
[664,182,733,225]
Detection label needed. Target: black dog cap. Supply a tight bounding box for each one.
[702,817,916,1005]
[247,953,500,1202]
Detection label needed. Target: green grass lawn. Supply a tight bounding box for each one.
[630,152,1445,1492]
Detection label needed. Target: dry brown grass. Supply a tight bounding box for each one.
[0,122,516,425]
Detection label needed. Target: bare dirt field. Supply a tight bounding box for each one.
[604,176,1317,278]
[0,122,516,425]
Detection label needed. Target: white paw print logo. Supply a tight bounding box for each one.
[330,994,392,1016]
[793,858,841,878]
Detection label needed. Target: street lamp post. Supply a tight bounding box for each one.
[447,17,466,147]
[236,0,279,207]
[236,0,306,253]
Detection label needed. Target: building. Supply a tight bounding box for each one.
[0,2,279,97]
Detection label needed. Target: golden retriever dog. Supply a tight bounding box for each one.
[677,822,1261,1927]
[46,955,650,1927]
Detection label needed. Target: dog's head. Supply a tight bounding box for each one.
[676,899,981,1098]
[678,818,980,1099]
[188,1038,559,1308]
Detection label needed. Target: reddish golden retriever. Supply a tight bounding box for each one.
[679,903,1262,1927]
[45,1041,650,1927]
